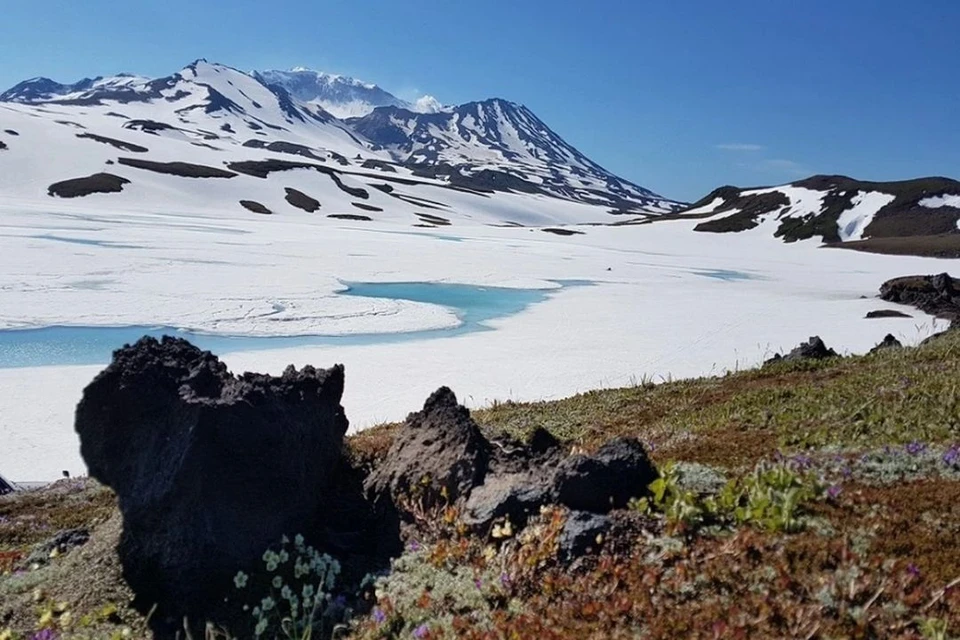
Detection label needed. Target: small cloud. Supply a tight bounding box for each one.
[715,143,765,152]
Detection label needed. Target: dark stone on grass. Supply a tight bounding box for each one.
[240,200,272,214]
[26,528,90,566]
[48,173,130,198]
[870,334,903,354]
[558,511,611,560]
[365,387,489,511]
[74,336,372,632]
[880,273,960,320]
[866,309,912,319]
[764,336,839,366]
[553,438,657,513]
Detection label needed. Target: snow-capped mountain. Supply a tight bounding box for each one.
[0,60,680,225]
[253,68,442,119]
[350,99,668,211]
[680,175,960,251]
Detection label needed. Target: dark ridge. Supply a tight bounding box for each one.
[48,173,130,198]
[123,120,176,134]
[3,129,18,136]
[227,159,321,178]
[825,235,960,259]
[327,173,368,199]
[693,189,790,233]
[76,133,148,153]
[329,151,350,166]
[240,200,272,215]
[866,309,912,319]
[542,227,585,236]
[242,139,326,161]
[220,123,234,133]
[361,159,397,172]
[284,187,321,212]
[117,158,237,179]
[104,113,128,119]
[371,183,394,194]
[328,213,372,221]
[246,121,263,131]
[55,120,86,129]
[416,213,452,226]
[0,140,6,151]
[351,202,383,212]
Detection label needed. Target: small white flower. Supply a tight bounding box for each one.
[272,576,283,589]
[233,571,249,589]
[254,618,268,636]
[261,596,276,612]
[294,534,305,548]
[302,584,315,599]
[281,585,293,601]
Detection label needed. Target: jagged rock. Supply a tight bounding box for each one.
[369,389,656,539]
[764,336,838,366]
[365,387,489,511]
[553,438,658,513]
[75,336,365,632]
[870,334,903,354]
[880,273,960,320]
[0,472,14,495]
[558,511,611,560]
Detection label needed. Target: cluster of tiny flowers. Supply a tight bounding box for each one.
[234,534,342,638]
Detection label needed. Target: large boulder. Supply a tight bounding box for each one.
[880,273,960,320]
[553,438,658,513]
[75,336,361,631]
[764,336,838,366]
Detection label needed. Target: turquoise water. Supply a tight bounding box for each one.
[0,281,583,369]
[692,269,756,281]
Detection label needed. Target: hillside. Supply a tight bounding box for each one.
[678,175,960,257]
[2,323,959,639]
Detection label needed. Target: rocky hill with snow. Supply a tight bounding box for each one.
[679,175,960,256]
[0,60,680,225]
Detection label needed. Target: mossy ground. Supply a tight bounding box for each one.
[4,331,960,638]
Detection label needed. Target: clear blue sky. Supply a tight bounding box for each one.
[2,0,958,201]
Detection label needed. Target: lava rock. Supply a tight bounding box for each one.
[553,438,658,513]
[558,511,611,560]
[870,334,903,353]
[764,336,839,366]
[0,472,14,495]
[25,528,90,567]
[461,472,552,529]
[365,387,489,511]
[880,273,960,320]
[75,336,356,630]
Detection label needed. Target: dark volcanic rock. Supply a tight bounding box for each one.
[0,140,7,151]
[870,334,903,354]
[0,473,14,495]
[866,309,912,319]
[76,132,148,153]
[553,438,657,513]
[369,388,656,537]
[365,387,489,511]
[75,336,361,630]
[558,511,611,560]
[48,173,130,198]
[764,336,839,366]
[880,273,960,320]
[284,187,321,212]
[117,157,236,178]
[26,528,90,567]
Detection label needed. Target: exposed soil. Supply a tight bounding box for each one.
[239,200,272,215]
[76,133,148,153]
[328,213,373,221]
[117,158,237,178]
[284,187,321,212]
[48,173,130,198]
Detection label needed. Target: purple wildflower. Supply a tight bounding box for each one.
[31,630,59,640]
[408,539,421,553]
[474,578,483,590]
[841,465,853,479]
[372,607,387,624]
[907,563,921,579]
[790,454,813,470]
[943,446,960,467]
[905,441,927,456]
[413,623,430,639]
[499,572,511,587]
[826,485,842,500]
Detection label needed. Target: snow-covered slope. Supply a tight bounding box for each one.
[0,60,679,220]
[253,68,442,119]
[349,99,679,213]
[680,175,960,246]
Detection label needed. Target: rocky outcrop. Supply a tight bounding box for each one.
[866,309,912,319]
[880,273,960,320]
[366,388,657,533]
[0,472,14,495]
[75,337,373,633]
[870,334,903,354]
[764,336,839,366]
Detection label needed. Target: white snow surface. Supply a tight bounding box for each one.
[920,194,960,209]
[0,196,945,482]
[836,191,897,241]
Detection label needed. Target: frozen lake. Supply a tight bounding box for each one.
[0,281,575,368]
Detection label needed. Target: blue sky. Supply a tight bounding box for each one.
[2,0,958,201]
